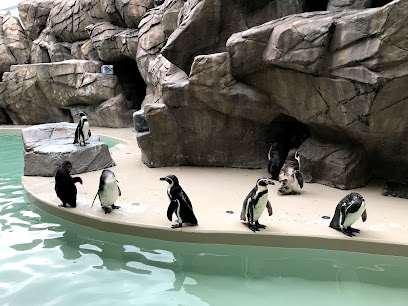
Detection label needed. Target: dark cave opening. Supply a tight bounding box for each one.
[0,108,13,124]
[371,0,393,7]
[266,114,311,158]
[239,0,272,13]
[112,58,146,110]
[304,0,329,11]
[264,114,310,179]
[61,108,74,123]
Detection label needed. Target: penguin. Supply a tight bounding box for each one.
[267,142,284,181]
[92,170,121,214]
[329,192,367,237]
[73,111,91,146]
[54,161,83,208]
[160,175,198,228]
[278,148,303,195]
[240,177,274,232]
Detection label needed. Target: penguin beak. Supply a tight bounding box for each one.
[159,177,167,181]
[267,179,275,185]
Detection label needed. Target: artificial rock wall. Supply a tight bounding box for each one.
[0,0,406,189]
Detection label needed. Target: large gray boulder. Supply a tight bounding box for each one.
[22,123,116,176]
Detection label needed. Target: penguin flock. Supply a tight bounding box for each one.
[53,113,368,236]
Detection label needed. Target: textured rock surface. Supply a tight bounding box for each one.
[18,0,60,41]
[162,0,305,74]
[138,0,408,188]
[0,0,405,188]
[224,0,408,185]
[136,0,186,106]
[298,138,370,189]
[86,22,128,62]
[0,60,130,126]
[22,123,116,176]
[0,12,30,75]
[327,0,372,11]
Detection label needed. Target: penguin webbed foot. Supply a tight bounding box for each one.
[103,207,112,214]
[255,221,266,229]
[59,203,67,208]
[341,228,355,237]
[248,223,259,232]
[171,223,182,228]
[347,227,360,233]
[112,204,120,209]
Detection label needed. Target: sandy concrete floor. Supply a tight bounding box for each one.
[7,126,408,256]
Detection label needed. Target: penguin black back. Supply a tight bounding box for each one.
[55,161,83,207]
[160,175,198,228]
[267,142,284,180]
[329,192,367,237]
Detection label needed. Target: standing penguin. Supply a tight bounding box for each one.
[241,178,274,232]
[267,142,284,181]
[278,148,303,195]
[55,161,83,208]
[92,170,121,214]
[329,192,367,237]
[74,111,91,146]
[160,175,198,228]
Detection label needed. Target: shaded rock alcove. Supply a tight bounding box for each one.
[113,58,146,110]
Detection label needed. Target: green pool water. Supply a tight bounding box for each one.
[1,131,408,306]
[99,135,120,148]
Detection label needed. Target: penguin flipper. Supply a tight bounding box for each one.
[361,209,367,222]
[117,184,122,197]
[73,177,83,184]
[266,201,273,216]
[74,127,79,144]
[240,196,252,221]
[167,200,178,221]
[88,129,91,137]
[329,204,342,229]
[295,170,303,189]
[247,199,254,224]
[340,203,347,228]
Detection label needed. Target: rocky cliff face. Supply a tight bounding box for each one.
[0,0,405,188]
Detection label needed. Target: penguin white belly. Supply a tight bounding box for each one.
[252,193,269,222]
[100,181,119,207]
[343,202,365,228]
[286,168,300,191]
[81,122,90,141]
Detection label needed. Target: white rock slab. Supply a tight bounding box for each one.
[22,123,116,176]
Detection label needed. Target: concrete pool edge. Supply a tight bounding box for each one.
[3,125,408,257]
[22,181,408,257]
